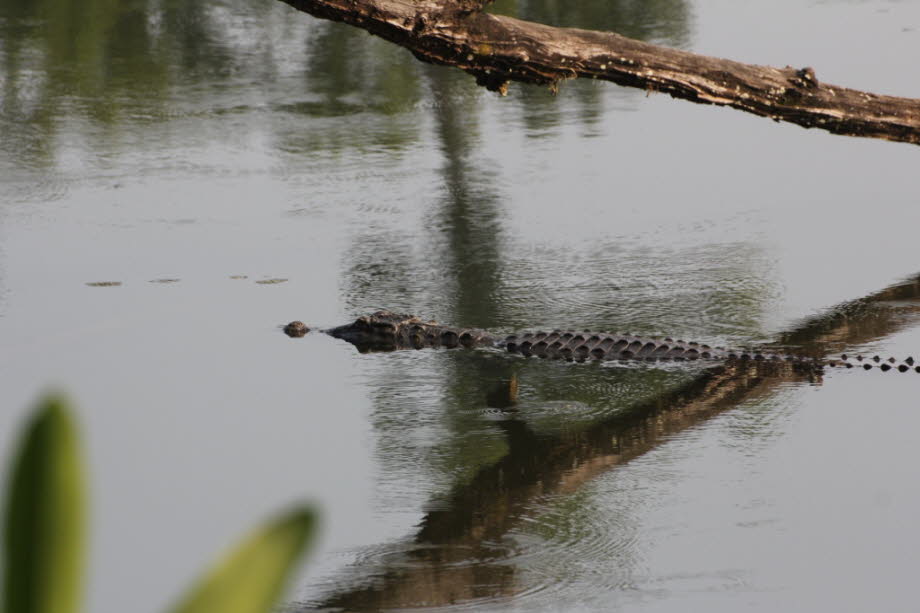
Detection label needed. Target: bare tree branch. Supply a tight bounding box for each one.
[279,0,920,146]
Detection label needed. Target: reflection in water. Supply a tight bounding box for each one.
[775,277,920,358]
[0,0,424,174]
[493,0,692,46]
[494,241,780,344]
[297,0,915,606]
[309,267,920,609]
[492,0,692,136]
[305,22,422,117]
[0,0,227,167]
[0,0,693,171]
[311,1,831,608]
[275,21,424,156]
[426,64,505,330]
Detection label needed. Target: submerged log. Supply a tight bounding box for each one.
[279,0,920,146]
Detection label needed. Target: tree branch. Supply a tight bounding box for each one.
[280,0,920,146]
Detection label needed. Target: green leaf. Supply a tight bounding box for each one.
[3,394,86,613]
[171,507,317,613]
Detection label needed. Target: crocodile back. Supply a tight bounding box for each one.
[325,310,498,352]
[500,330,793,363]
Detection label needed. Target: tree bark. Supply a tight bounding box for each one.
[279,0,920,146]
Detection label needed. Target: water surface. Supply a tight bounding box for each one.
[2,1,920,611]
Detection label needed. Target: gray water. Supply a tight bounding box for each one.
[2,0,920,611]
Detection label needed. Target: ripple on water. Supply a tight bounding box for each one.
[306,538,523,611]
[493,241,779,345]
[350,539,517,571]
[512,361,702,435]
[495,491,647,608]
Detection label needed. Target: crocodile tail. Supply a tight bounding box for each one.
[829,354,920,373]
[499,330,920,373]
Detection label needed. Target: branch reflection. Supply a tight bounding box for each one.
[308,273,920,610]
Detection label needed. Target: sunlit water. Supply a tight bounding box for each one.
[2,0,920,612]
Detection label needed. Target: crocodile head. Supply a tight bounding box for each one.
[325,310,425,351]
[283,321,310,337]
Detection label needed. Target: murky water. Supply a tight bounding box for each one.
[2,0,920,611]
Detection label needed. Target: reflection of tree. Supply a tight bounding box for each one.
[306,273,920,611]
[338,61,518,539]
[0,0,423,167]
[493,0,692,46]
[493,0,692,136]
[426,64,505,329]
[275,21,423,155]
[0,0,694,165]
[0,0,230,165]
[776,277,920,358]
[0,0,412,166]
[493,241,779,345]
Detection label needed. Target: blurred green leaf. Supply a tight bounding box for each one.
[171,507,317,613]
[2,395,86,613]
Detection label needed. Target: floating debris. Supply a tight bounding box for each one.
[229,275,248,280]
[149,278,180,284]
[85,281,122,287]
[255,278,288,285]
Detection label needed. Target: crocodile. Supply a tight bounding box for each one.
[283,310,919,373]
